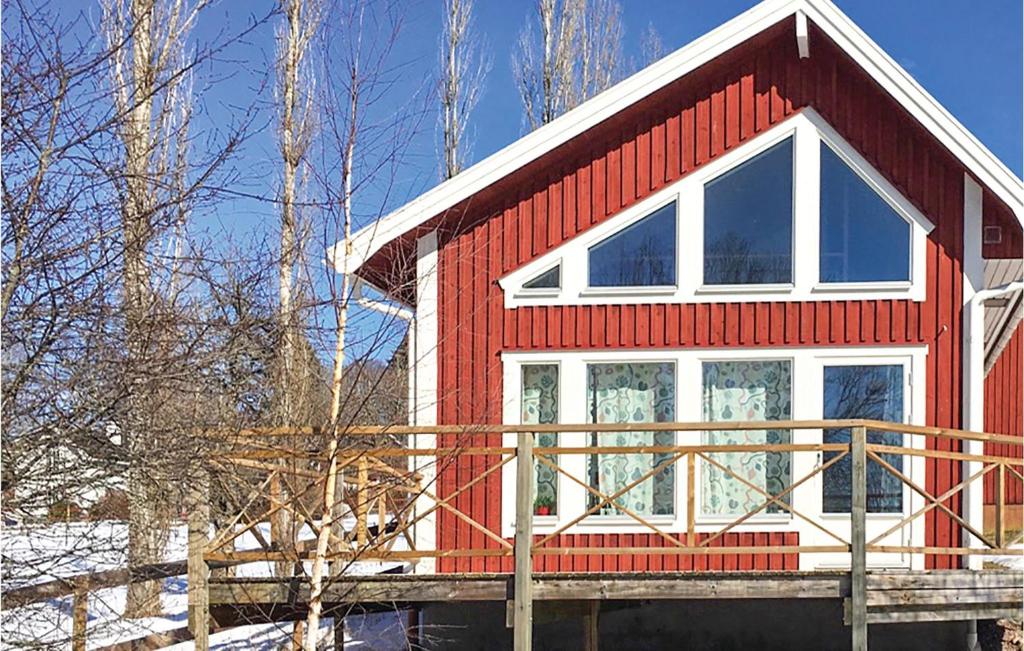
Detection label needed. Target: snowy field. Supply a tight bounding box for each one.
[988,543,1024,571]
[2,521,413,650]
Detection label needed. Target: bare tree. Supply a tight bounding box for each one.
[512,0,625,130]
[640,21,666,68]
[299,0,429,645]
[438,0,489,179]
[276,0,322,431]
[101,0,208,617]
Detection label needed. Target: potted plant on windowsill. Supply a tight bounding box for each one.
[534,496,554,516]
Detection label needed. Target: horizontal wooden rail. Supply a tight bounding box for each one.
[1,560,188,609]
[2,560,192,651]
[209,420,1024,447]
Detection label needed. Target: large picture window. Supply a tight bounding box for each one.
[703,138,793,285]
[701,360,792,515]
[822,364,904,513]
[522,364,559,515]
[586,362,675,516]
[588,202,676,287]
[819,144,911,283]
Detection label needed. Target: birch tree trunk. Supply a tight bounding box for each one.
[439,0,487,180]
[103,0,203,618]
[513,0,624,129]
[304,38,358,651]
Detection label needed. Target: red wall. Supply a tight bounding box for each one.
[434,18,976,572]
[984,321,1023,505]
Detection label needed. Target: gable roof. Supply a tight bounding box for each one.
[337,0,1023,283]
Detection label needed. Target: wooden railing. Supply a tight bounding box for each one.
[189,420,1024,650]
[1,560,190,651]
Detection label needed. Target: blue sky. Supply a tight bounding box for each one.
[49,0,1022,361]
[192,0,1022,241]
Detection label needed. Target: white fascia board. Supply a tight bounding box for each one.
[336,0,1023,278]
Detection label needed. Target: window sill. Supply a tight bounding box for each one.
[695,283,794,295]
[514,289,560,300]
[812,281,912,293]
[819,512,904,520]
[695,514,792,526]
[573,515,677,527]
[578,285,677,298]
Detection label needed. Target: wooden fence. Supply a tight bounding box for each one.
[189,420,1024,651]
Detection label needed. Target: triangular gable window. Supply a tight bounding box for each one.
[523,265,561,290]
[819,143,911,283]
[588,201,676,287]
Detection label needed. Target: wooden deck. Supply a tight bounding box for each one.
[205,570,1023,628]
[187,420,1024,649]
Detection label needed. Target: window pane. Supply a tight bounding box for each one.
[822,365,904,513]
[588,202,676,287]
[701,361,792,515]
[704,138,793,285]
[586,362,675,516]
[820,144,911,282]
[523,265,560,289]
[522,365,559,515]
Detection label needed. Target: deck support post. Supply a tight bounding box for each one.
[188,467,211,651]
[851,425,868,651]
[513,431,534,651]
[582,601,599,651]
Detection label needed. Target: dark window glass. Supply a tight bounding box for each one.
[820,144,911,282]
[822,365,904,513]
[588,202,676,287]
[704,138,793,285]
[523,265,560,289]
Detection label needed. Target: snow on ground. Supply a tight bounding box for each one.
[988,544,1024,570]
[2,521,412,650]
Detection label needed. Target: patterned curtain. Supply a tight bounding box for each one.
[586,363,675,516]
[702,361,792,515]
[522,365,559,514]
[822,365,904,513]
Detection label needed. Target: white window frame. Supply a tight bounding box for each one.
[518,259,563,297]
[498,108,934,308]
[501,345,927,570]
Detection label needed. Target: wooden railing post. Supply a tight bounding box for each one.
[356,455,369,547]
[850,425,867,651]
[513,431,534,651]
[686,451,696,547]
[996,463,1005,548]
[269,472,289,578]
[71,586,87,651]
[188,467,210,651]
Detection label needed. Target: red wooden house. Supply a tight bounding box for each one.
[338,0,1023,577]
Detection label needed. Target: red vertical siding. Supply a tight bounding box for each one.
[984,321,1024,504]
[434,20,975,572]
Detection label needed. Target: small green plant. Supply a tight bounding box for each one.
[534,495,554,515]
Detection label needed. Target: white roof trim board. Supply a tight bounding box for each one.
[336,0,1023,276]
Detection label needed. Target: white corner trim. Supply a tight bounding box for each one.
[795,10,810,58]
[960,174,985,570]
[336,0,1022,279]
[411,231,439,573]
[499,109,931,307]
